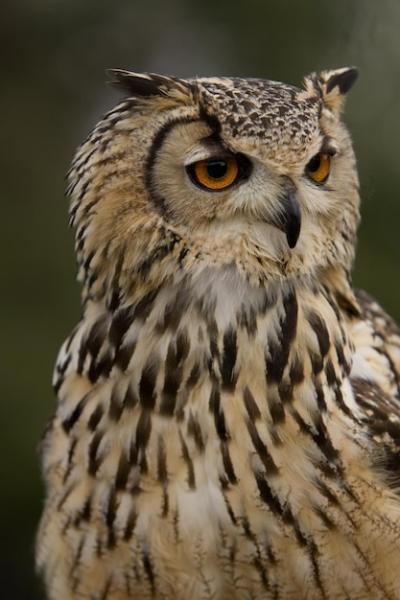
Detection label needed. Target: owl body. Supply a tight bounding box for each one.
[37,69,400,599]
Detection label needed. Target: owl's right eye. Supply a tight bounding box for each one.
[187,155,251,191]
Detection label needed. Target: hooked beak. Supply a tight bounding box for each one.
[274,190,301,249]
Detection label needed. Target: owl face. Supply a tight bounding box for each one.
[68,68,360,297]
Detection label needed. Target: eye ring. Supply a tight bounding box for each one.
[187,154,251,191]
[305,152,331,184]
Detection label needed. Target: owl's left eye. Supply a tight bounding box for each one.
[187,155,250,191]
[306,152,331,184]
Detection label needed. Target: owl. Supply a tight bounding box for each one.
[37,67,400,599]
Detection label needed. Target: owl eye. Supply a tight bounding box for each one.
[187,156,248,191]
[305,153,331,184]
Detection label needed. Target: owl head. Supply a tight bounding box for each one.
[68,67,359,305]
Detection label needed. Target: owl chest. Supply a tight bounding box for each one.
[47,380,400,600]
[43,281,400,598]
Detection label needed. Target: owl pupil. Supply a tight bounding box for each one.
[206,160,228,179]
[307,154,321,172]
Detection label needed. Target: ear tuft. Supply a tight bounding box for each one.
[305,66,358,114]
[325,67,358,95]
[107,69,191,101]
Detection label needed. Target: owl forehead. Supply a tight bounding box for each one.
[195,77,322,163]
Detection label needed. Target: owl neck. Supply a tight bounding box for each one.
[182,265,355,414]
[85,262,357,431]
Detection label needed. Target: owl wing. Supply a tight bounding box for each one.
[349,290,400,485]
[351,290,400,396]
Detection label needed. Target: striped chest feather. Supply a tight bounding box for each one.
[37,272,400,599]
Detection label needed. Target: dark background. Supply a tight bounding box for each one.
[2,0,399,597]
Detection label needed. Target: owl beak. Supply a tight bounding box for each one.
[275,190,301,249]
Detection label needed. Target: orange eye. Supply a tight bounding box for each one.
[306,153,331,184]
[188,157,240,191]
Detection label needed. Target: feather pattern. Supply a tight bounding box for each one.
[37,69,400,599]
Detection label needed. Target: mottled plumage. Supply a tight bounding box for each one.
[37,67,400,599]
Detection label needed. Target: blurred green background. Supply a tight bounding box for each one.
[1,0,399,597]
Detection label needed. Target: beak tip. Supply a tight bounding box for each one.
[286,224,301,249]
